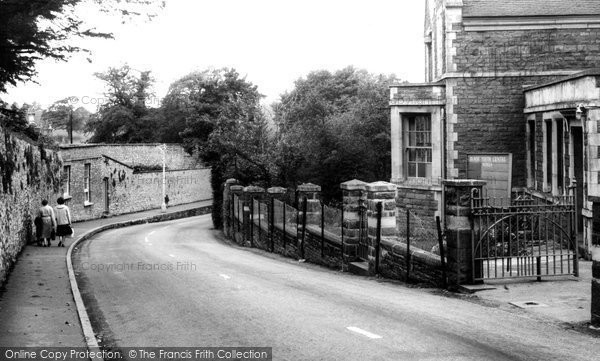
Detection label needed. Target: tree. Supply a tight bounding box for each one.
[272,67,396,201]
[42,98,90,143]
[0,0,164,93]
[86,64,158,143]
[165,68,270,228]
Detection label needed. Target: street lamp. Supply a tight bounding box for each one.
[157,144,167,213]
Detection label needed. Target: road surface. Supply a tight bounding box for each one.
[73,215,599,360]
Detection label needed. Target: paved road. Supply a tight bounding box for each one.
[74,215,599,361]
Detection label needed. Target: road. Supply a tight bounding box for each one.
[73,215,599,361]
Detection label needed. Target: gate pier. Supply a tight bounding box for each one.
[443,179,486,286]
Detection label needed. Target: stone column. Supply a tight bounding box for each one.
[297,183,322,259]
[229,185,244,244]
[222,178,239,237]
[443,179,486,286]
[366,182,397,276]
[592,202,600,326]
[243,186,265,247]
[267,187,287,252]
[341,179,367,270]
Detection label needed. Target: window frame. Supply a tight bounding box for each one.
[403,113,433,179]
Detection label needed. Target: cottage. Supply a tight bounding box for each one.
[59,143,211,221]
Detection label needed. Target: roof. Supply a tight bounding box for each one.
[463,0,600,17]
[523,68,600,92]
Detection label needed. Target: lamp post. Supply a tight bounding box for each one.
[157,144,167,213]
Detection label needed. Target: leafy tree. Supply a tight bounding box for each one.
[0,101,42,141]
[0,0,164,93]
[86,64,158,143]
[42,98,91,142]
[272,67,396,201]
[165,68,269,228]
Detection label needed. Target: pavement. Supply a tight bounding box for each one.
[0,200,212,347]
[462,260,594,327]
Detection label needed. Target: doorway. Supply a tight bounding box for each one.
[103,178,110,214]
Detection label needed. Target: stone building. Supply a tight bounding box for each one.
[59,144,211,221]
[390,0,600,227]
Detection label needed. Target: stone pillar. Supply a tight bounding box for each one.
[229,185,244,244]
[243,186,265,247]
[592,202,600,326]
[366,182,397,276]
[222,178,240,237]
[443,179,486,286]
[267,187,287,252]
[341,179,367,270]
[297,183,321,259]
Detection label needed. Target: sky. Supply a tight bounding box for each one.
[4,0,425,110]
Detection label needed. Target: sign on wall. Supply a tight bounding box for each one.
[467,153,512,199]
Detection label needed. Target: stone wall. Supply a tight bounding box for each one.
[450,75,558,188]
[60,143,202,170]
[223,181,445,287]
[396,186,439,229]
[69,156,212,222]
[453,28,600,75]
[0,126,62,285]
[61,144,212,222]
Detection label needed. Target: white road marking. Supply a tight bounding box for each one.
[169,254,176,258]
[219,274,231,280]
[149,231,155,236]
[346,327,382,339]
[144,237,149,243]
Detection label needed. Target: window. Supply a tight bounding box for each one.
[64,165,71,196]
[405,114,432,178]
[84,163,91,203]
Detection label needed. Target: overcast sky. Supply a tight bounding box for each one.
[4,0,425,110]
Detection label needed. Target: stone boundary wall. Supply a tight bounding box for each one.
[60,143,202,170]
[0,126,63,286]
[223,181,446,287]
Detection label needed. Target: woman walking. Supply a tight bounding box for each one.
[37,200,56,247]
[54,197,72,247]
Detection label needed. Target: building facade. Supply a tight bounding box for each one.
[390,0,600,226]
[59,144,211,221]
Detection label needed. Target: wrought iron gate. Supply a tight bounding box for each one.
[357,199,369,260]
[471,189,578,281]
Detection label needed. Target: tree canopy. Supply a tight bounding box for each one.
[0,0,164,93]
[272,66,396,201]
[85,64,158,143]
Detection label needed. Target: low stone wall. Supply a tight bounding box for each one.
[233,215,343,270]
[379,238,444,287]
[223,181,444,287]
[0,127,63,286]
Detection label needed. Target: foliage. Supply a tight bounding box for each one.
[42,98,90,134]
[0,0,164,93]
[0,101,42,141]
[86,64,160,143]
[165,68,270,228]
[272,66,396,201]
